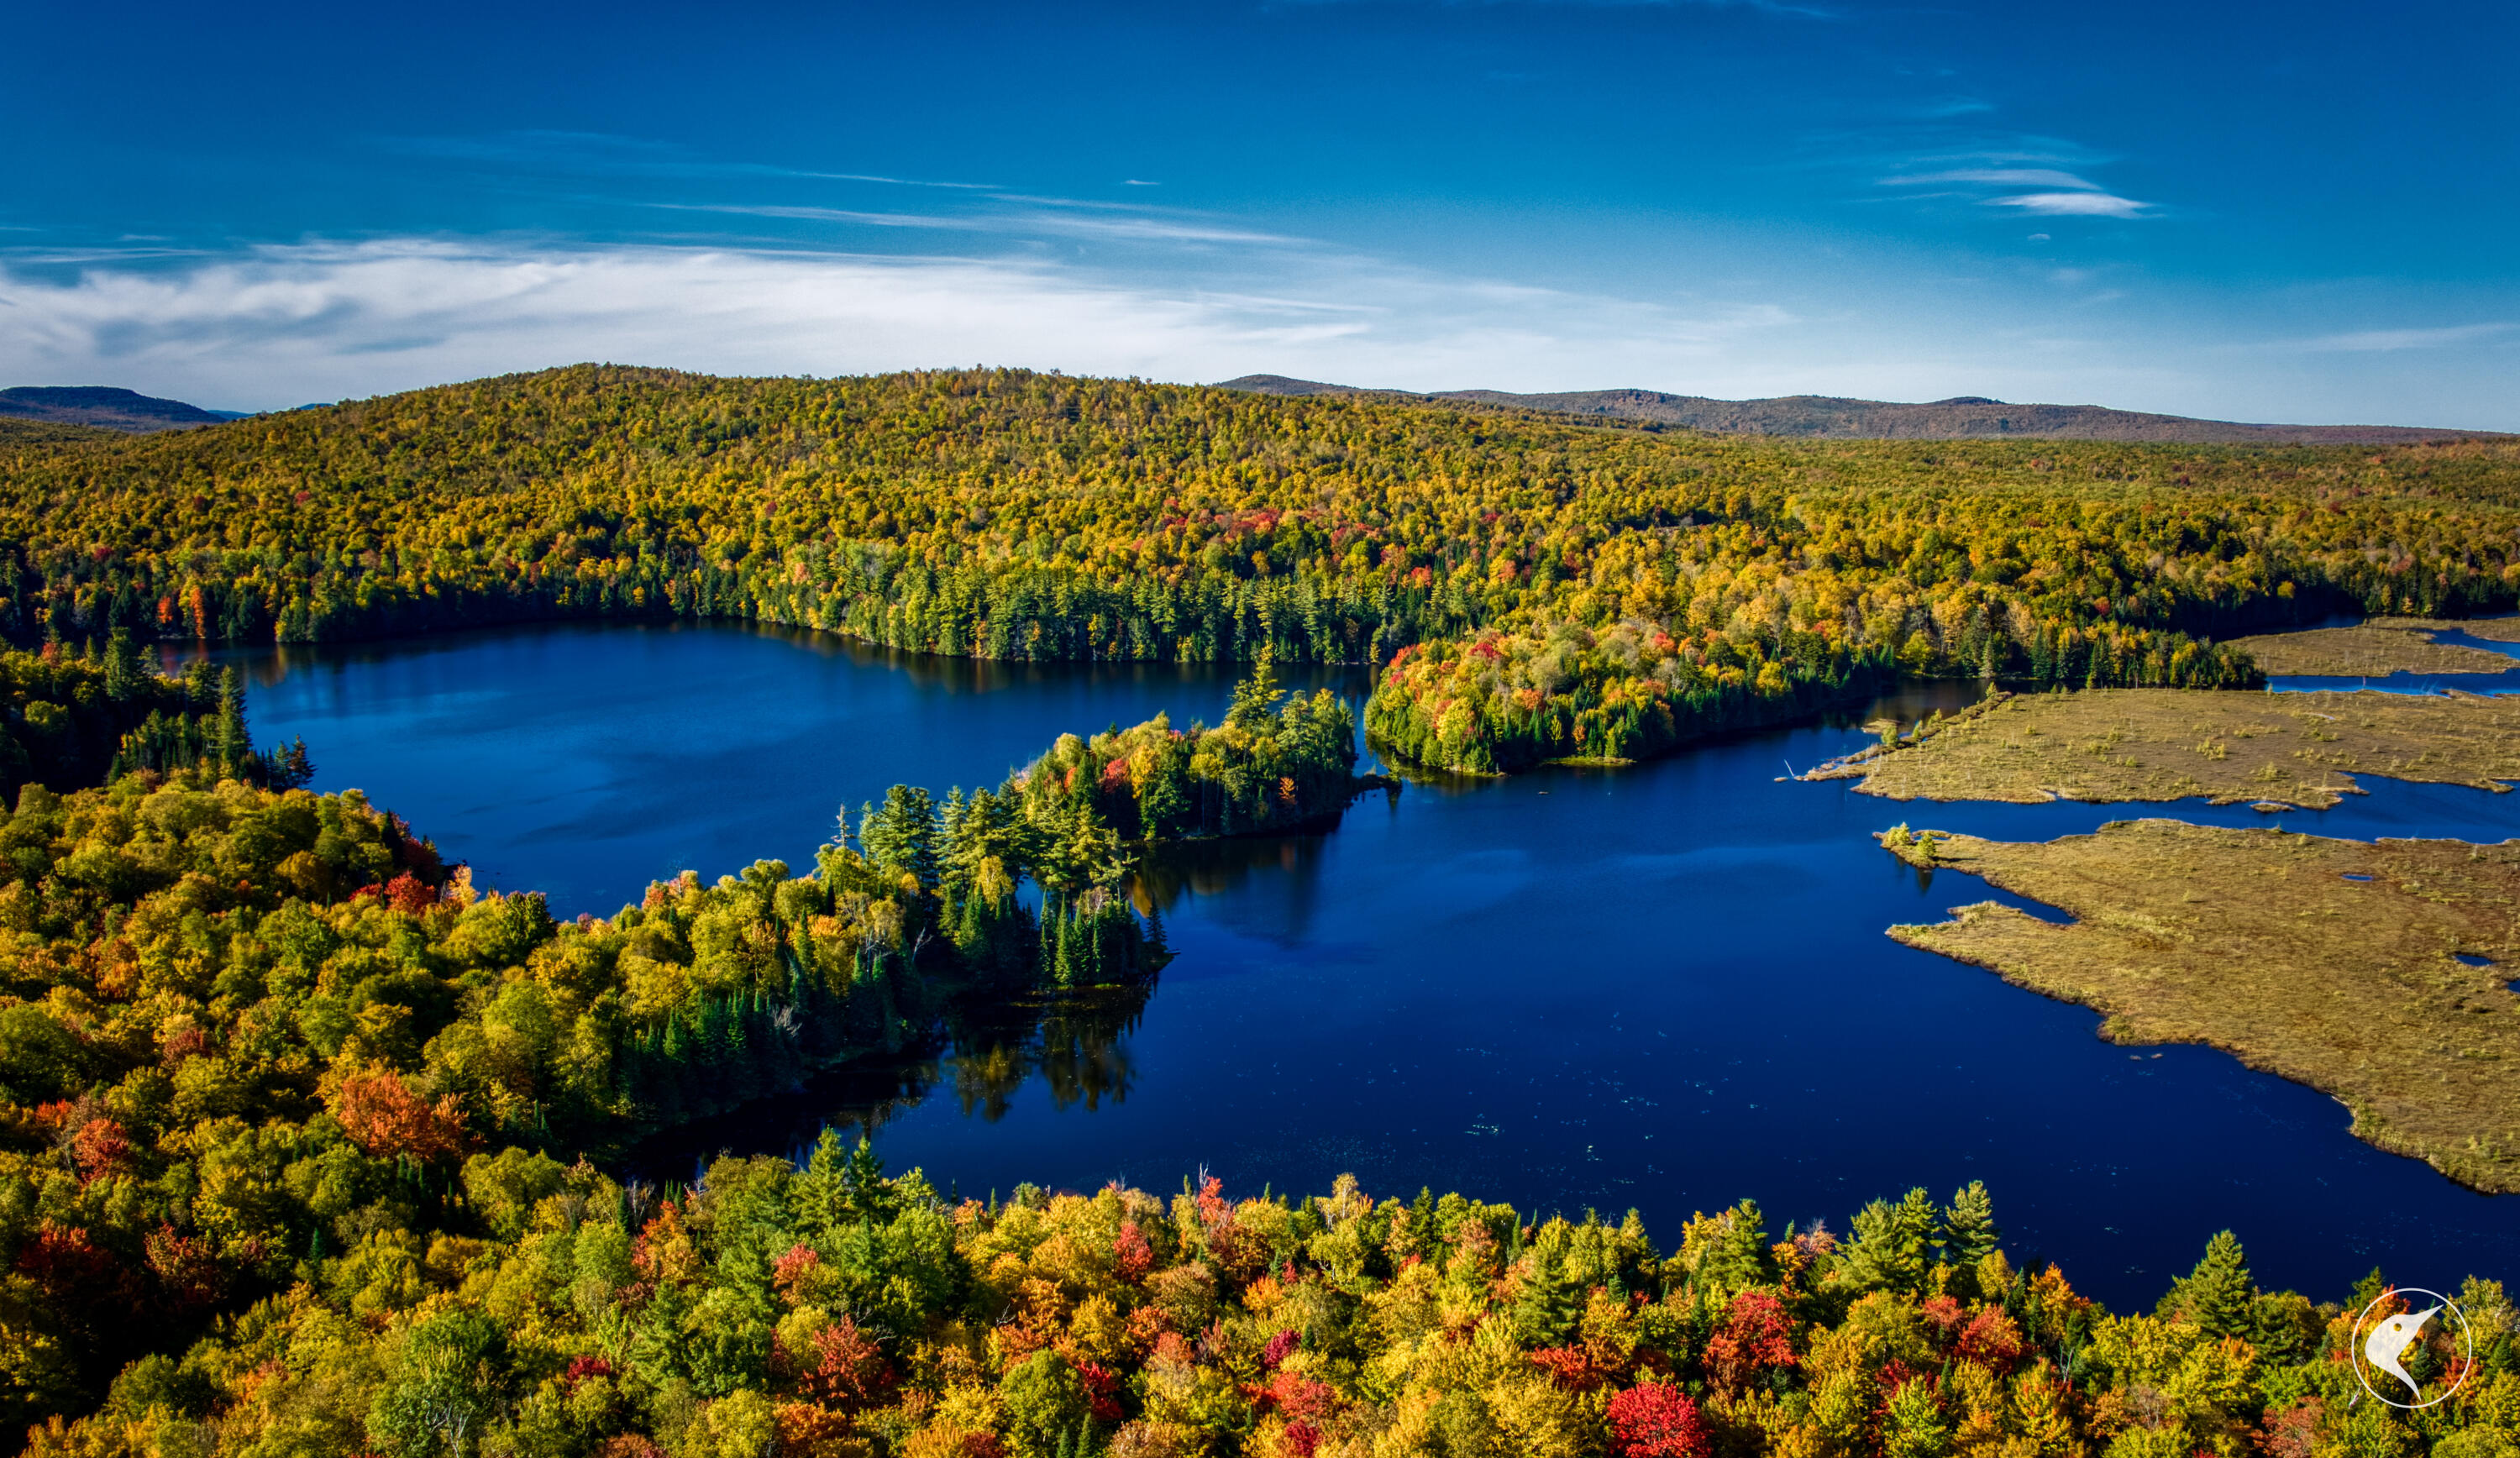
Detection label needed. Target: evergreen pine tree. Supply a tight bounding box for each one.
[861,784,942,892]
[212,666,249,777]
[1226,653,1284,730]
[102,627,142,703]
[1840,1188,1937,1295]
[1941,1181,2001,1267]
[1511,1246,1583,1348]
[2166,1231,2256,1339]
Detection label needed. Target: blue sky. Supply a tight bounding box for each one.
[5,0,2515,426]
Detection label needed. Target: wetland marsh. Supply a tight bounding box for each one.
[1887,819,2520,1192]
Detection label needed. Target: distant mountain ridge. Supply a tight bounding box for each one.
[1215,375,2506,445]
[0,386,248,433]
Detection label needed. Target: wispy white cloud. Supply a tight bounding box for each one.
[652,201,1305,246]
[1865,149,2157,218]
[5,234,2509,431]
[0,237,1802,410]
[1882,168,2101,191]
[1989,191,2150,218]
[2294,322,2513,352]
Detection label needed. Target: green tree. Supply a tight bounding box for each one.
[1226,653,1284,730]
[1837,1188,1937,1295]
[212,664,248,774]
[1940,1181,2000,1267]
[366,1309,511,1458]
[102,627,142,703]
[860,784,941,894]
[1000,1350,1089,1457]
[1881,1377,1952,1458]
[2162,1230,2255,1340]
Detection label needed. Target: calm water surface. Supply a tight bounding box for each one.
[202,622,2519,1309]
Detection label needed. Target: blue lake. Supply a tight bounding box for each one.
[192,622,2519,1310]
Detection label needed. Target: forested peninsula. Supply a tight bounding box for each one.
[7,365,2520,773]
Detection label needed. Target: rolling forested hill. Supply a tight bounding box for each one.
[0,387,247,433]
[3,363,2517,770]
[1218,374,2508,445]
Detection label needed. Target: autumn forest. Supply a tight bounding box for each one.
[0,369,2513,1456]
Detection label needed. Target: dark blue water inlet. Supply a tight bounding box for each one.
[201,622,2520,1310]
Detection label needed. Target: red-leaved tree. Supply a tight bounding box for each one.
[1956,1306,2025,1367]
[1114,1220,1155,1283]
[794,1316,894,1412]
[1704,1289,1797,1392]
[1609,1382,1711,1458]
[328,1068,474,1162]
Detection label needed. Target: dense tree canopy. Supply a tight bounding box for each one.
[13,1142,2517,1457]
[4,365,2516,773]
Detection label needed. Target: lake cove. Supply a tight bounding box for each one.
[1884,819,2520,1192]
[206,621,2520,1309]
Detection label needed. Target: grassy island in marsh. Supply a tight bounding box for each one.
[2370,614,2520,643]
[1809,686,2520,809]
[2225,621,2520,676]
[1883,818,2520,1193]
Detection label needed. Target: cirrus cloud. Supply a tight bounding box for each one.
[0,236,1807,411]
[1988,191,2151,218]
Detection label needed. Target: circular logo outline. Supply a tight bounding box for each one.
[2349,1287,2473,1410]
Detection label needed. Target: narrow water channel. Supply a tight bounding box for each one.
[195,621,2520,1309]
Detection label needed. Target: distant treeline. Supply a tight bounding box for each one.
[4,364,2516,771]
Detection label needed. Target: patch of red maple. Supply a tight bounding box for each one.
[69,1116,134,1183]
[1265,1368,1339,1427]
[1608,1382,1711,1458]
[15,1223,122,1303]
[1530,1344,1621,1392]
[144,1223,226,1313]
[1704,1289,1797,1392]
[1956,1307,2025,1367]
[1262,1328,1301,1371]
[1113,1220,1155,1283]
[329,1068,474,1161]
[791,1315,895,1413]
[1077,1361,1125,1424]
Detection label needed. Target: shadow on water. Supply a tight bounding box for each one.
[632,980,1158,1183]
[205,620,2520,1309]
[1131,823,1348,951]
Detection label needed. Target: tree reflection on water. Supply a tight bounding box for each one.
[627,975,1156,1178]
[1131,821,1346,947]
